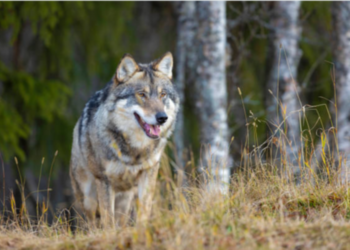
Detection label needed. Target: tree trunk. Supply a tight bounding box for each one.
[194,1,231,194]
[265,1,302,172]
[331,2,350,183]
[173,2,196,186]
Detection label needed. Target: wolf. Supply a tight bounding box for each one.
[69,52,179,226]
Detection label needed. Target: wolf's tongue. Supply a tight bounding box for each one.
[150,125,160,136]
[143,123,160,137]
[144,123,151,132]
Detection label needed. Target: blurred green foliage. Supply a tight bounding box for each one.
[0,2,134,173]
[0,61,70,160]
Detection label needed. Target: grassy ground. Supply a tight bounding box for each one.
[1,164,350,250]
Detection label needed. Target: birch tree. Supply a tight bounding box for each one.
[331,2,350,183]
[194,1,231,193]
[265,1,302,169]
[173,2,196,176]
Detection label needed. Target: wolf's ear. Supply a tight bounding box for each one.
[115,54,139,83]
[153,52,173,79]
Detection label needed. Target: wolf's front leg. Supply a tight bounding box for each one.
[114,190,134,226]
[137,164,160,223]
[95,178,115,227]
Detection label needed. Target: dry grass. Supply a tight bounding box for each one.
[2,117,350,249]
[1,161,350,250]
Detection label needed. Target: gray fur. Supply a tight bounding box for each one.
[70,53,179,226]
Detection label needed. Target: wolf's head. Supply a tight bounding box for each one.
[104,52,179,144]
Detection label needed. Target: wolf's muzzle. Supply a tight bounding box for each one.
[156,112,168,125]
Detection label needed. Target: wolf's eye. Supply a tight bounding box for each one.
[160,92,167,98]
[138,92,147,98]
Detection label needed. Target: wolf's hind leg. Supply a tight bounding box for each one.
[83,187,98,222]
[70,167,85,227]
[70,168,84,210]
[114,190,134,226]
[81,173,98,223]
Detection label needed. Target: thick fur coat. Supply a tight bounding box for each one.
[70,52,179,225]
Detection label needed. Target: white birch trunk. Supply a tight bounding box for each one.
[265,1,302,171]
[173,2,196,187]
[331,2,350,183]
[173,2,196,166]
[195,1,231,194]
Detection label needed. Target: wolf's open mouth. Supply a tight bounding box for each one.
[134,113,160,139]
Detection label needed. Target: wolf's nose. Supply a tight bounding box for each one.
[156,112,168,124]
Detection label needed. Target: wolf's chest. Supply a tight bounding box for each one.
[104,153,160,192]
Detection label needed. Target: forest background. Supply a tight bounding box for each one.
[0,2,341,220]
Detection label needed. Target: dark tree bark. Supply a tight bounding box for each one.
[331,2,350,183]
[194,1,231,193]
[265,1,302,171]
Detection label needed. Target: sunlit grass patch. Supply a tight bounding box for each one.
[2,161,350,249]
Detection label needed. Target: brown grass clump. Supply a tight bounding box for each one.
[1,160,350,250]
